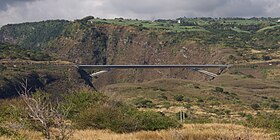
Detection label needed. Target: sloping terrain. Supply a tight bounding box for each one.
[1,17,279,95]
[0,17,279,139]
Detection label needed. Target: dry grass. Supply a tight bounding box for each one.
[0,123,274,140]
[71,124,271,140]
[266,69,280,80]
[0,137,9,140]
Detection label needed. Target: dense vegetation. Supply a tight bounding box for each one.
[0,20,69,50]
[81,17,280,49]
[1,17,280,53]
[0,43,51,61]
[0,89,181,139]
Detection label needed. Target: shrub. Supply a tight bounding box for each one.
[238,112,247,117]
[270,98,277,102]
[162,102,171,109]
[29,53,51,61]
[185,103,192,109]
[133,97,155,108]
[19,83,73,140]
[262,55,272,61]
[246,113,280,131]
[184,97,191,103]
[251,103,261,110]
[246,74,255,78]
[157,94,168,100]
[197,98,204,103]
[62,89,105,118]
[210,101,221,106]
[261,96,268,99]
[134,111,181,131]
[228,55,236,60]
[76,102,181,133]
[270,104,279,110]
[225,109,231,115]
[246,114,253,121]
[174,95,184,102]
[215,87,224,93]
[212,109,225,115]
[0,65,6,72]
[76,104,139,133]
[0,126,18,137]
[0,99,26,123]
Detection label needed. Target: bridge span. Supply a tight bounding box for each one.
[77,64,231,78]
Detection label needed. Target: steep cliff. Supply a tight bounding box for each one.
[0,18,229,83]
[1,17,279,96]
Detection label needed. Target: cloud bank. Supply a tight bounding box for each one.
[0,0,279,26]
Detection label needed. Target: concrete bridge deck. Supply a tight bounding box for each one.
[77,64,230,69]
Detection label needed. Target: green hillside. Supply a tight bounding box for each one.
[0,17,279,139]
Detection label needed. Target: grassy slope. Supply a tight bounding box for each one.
[101,61,280,134]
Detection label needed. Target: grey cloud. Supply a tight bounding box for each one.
[97,0,279,19]
[0,0,280,26]
[101,0,229,18]
[0,0,37,11]
[214,0,269,17]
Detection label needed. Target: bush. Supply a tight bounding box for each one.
[0,100,24,138]
[62,89,105,118]
[246,113,280,131]
[76,103,181,133]
[174,95,184,102]
[162,102,171,109]
[157,94,168,100]
[29,53,51,61]
[0,65,6,72]
[197,98,204,103]
[242,74,255,79]
[185,103,192,109]
[270,98,277,102]
[238,112,247,117]
[212,109,225,115]
[215,87,224,93]
[262,55,272,61]
[261,96,268,99]
[270,104,279,110]
[133,97,155,108]
[184,97,191,103]
[251,103,261,110]
[76,104,139,133]
[0,126,18,137]
[134,111,181,131]
[225,109,231,115]
[0,99,26,123]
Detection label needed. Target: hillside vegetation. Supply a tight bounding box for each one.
[0,17,279,139]
[0,17,280,91]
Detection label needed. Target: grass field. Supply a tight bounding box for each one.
[91,18,208,32]
[257,25,280,32]
[0,124,274,140]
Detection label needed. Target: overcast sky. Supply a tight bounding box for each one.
[0,0,279,26]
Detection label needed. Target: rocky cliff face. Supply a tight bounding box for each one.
[0,19,231,91]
